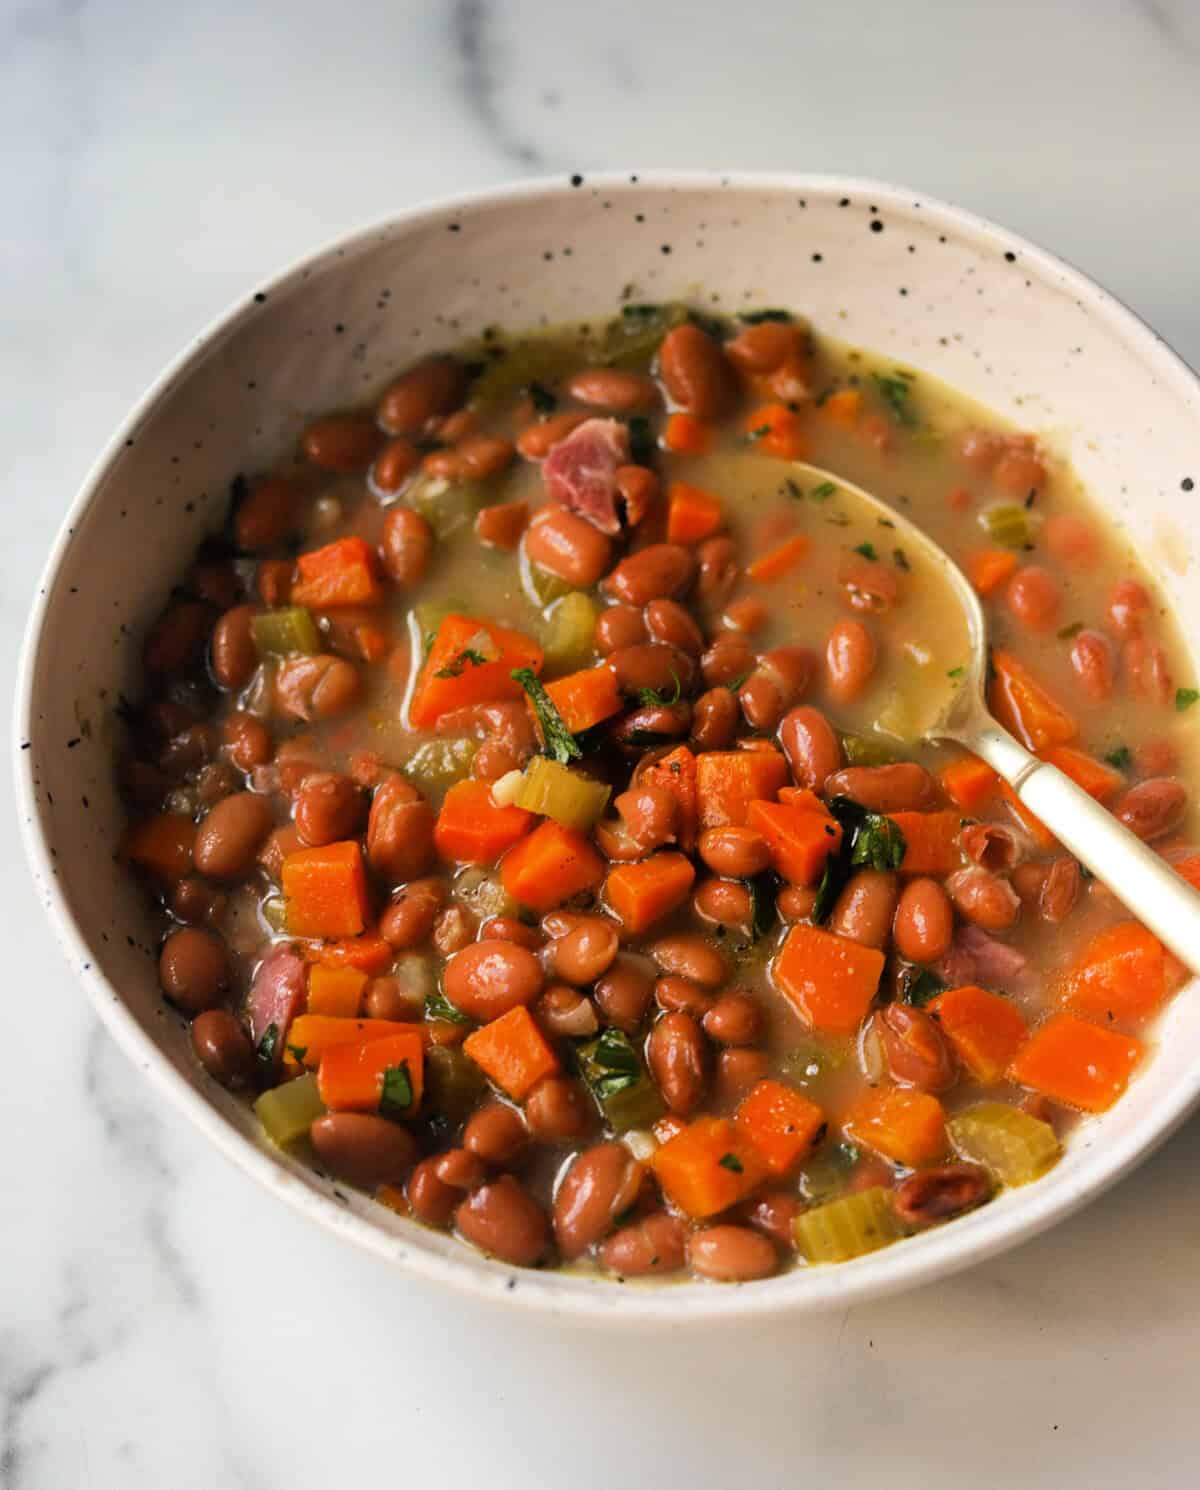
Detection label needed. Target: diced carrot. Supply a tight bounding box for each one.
[605,852,696,934]
[990,650,1077,752]
[966,548,1018,597]
[1040,745,1124,803]
[999,780,1058,850]
[121,812,196,880]
[747,798,843,885]
[662,412,713,455]
[542,666,623,735]
[651,1116,767,1218]
[282,840,370,938]
[306,964,368,1018]
[696,750,790,830]
[888,810,962,875]
[1175,853,1200,891]
[434,779,533,865]
[1057,921,1169,1025]
[291,536,383,609]
[666,481,723,545]
[639,745,698,851]
[462,1005,559,1100]
[1009,1013,1144,1113]
[845,1086,948,1166]
[744,403,808,461]
[734,1080,826,1175]
[777,786,828,812]
[310,933,394,976]
[927,985,1028,1083]
[746,534,811,584]
[772,924,884,1037]
[500,819,605,911]
[820,389,862,429]
[317,1031,424,1113]
[286,1015,425,1069]
[409,614,543,729]
[475,499,528,549]
[939,754,1000,813]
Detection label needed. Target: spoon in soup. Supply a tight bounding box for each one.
[789,461,1200,972]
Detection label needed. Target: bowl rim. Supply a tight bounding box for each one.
[16,168,1200,1326]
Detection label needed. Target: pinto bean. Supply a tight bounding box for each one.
[275,654,361,720]
[741,1192,805,1249]
[144,601,211,675]
[371,437,421,494]
[1107,578,1151,639]
[566,367,660,413]
[825,620,877,704]
[301,413,380,471]
[256,558,293,608]
[196,760,239,807]
[432,903,477,957]
[378,357,466,434]
[823,763,936,812]
[725,320,797,375]
[525,508,614,587]
[1069,629,1115,702]
[779,706,842,792]
[594,955,656,1032]
[829,870,898,949]
[221,712,272,772]
[715,1048,770,1105]
[159,928,231,1014]
[698,827,771,879]
[193,792,273,879]
[893,878,954,962]
[693,878,753,928]
[688,1225,778,1282]
[655,975,715,1019]
[443,939,544,1021]
[379,878,446,949]
[481,916,544,951]
[516,411,589,460]
[946,867,1021,930]
[595,604,648,654]
[960,823,1020,873]
[612,702,692,747]
[615,465,659,526]
[695,536,739,608]
[739,647,816,732]
[690,687,739,751]
[434,1148,488,1192]
[311,1113,419,1189]
[258,824,302,882]
[367,775,435,882]
[455,1175,550,1266]
[188,559,239,610]
[362,975,418,1021]
[380,506,434,587]
[723,596,770,634]
[1114,778,1187,841]
[553,1142,644,1259]
[1124,637,1173,705]
[839,557,899,614]
[1005,564,1062,631]
[525,1076,593,1141]
[210,604,259,691]
[604,544,696,607]
[777,884,819,920]
[598,1210,688,1275]
[649,934,727,987]
[702,992,762,1046]
[294,772,365,846]
[644,598,704,655]
[658,323,734,418]
[190,1009,255,1086]
[878,1003,957,1091]
[605,784,679,856]
[648,1012,708,1114]
[407,1158,458,1227]
[235,477,302,552]
[1039,856,1081,922]
[536,984,599,1038]
[550,917,620,985]
[170,876,224,925]
[608,642,696,697]
[894,1163,991,1227]
[463,1102,529,1166]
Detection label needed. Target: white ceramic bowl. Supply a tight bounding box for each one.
[17,173,1200,1325]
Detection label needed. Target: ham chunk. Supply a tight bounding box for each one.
[246,945,307,1069]
[542,417,630,535]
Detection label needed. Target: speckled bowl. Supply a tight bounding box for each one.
[16,173,1200,1325]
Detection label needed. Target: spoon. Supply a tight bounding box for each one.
[790,461,1200,973]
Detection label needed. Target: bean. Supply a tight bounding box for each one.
[371,437,421,494]
[258,824,302,882]
[779,706,842,792]
[210,604,259,691]
[878,1003,957,1091]
[777,884,819,920]
[615,465,659,526]
[741,1192,805,1249]
[693,879,753,928]
[407,1158,458,1227]
[700,632,754,687]
[824,763,936,812]
[1044,512,1099,569]
[702,991,762,1046]
[739,646,815,732]
[159,929,229,1016]
[699,826,771,879]
[1135,738,1178,776]
[539,984,600,1039]
[377,357,466,434]
[187,559,240,611]
[695,536,739,608]
[992,441,1047,495]
[893,878,954,962]
[464,1102,529,1166]
[838,557,899,614]
[608,642,696,697]
[894,1163,991,1228]
[144,601,210,675]
[311,1113,418,1189]
[380,506,434,587]
[655,975,716,1019]
[725,320,797,375]
[516,411,589,460]
[256,558,293,607]
[946,867,1021,930]
[193,792,273,879]
[456,434,515,480]
[595,604,648,654]
[829,870,898,949]
[714,1048,770,1105]
[690,687,739,751]
[550,917,620,985]
[190,1009,255,1086]
[1068,629,1114,701]
[525,508,614,587]
[222,712,272,771]
[647,1012,708,1114]
[566,367,659,413]
[159,723,217,775]
[367,775,436,882]
[1107,577,1150,638]
[196,760,239,807]
[432,903,476,957]
[475,499,528,549]
[960,823,1020,873]
[644,598,703,654]
[722,596,770,635]
[594,955,655,1032]
[379,878,446,949]
[1006,564,1061,630]
[301,413,380,471]
[688,1225,778,1282]
[235,477,302,552]
[604,544,696,608]
[444,939,545,1021]
[1039,856,1081,922]
[611,702,692,747]
[1124,637,1173,705]
[434,1148,488,1192]
[275,655,361,721]
[607,784,679,856]
[1115,778,1187,841]
[658,324,734,418]
[526,1076,593,1141]
[649,933,727,987]
[481,916,543,951]
[541,911,584,939]
[294,772,365,846]
[598,1211,687,1275]
[170,876,224,925]
[364,976,419,1021]
[553,1142,644,1258]
[825,620,877,704]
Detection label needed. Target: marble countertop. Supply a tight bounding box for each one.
[5,2,1200,1485]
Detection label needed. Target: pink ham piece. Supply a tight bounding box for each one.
[247,945,307,1067]
[935,925,1031,994]
[541,417,630,535]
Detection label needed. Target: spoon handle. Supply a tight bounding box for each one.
[969,722,1200,973]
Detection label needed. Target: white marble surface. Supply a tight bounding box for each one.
[5,1,1200,1485]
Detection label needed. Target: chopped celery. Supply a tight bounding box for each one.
[408,475,492,538]
[543,592,599,672]
[780,1039,845,1085]
[600,302,690,368]
[251,607,319,657]
[404,738,478,795]
[948,1102,1060,1186]
[840,734,897,767]
[514,757,611,830]
[260,894,288,929]
[425,1045,488,1125]
[454,867,518,920]
[254,1072,325,1147]
[470,336,590,410]
[577,1029,665,1132]
[394,954,436,1007]
[526,563,575,609]
[794,1187,904,1263]
[979,503,1036,549]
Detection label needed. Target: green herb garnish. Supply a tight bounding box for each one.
[286,1044,307,1065]
[783,478,804,500]
[812,797,907,920]
[947,665,965,679]
[255,1023,279,1069]
[1176,688,1200,713]
[718,1153,744,1173]
[738,308,793,324]
[582,1028,641,1101]
[892,547,911,571]
[853,542,878,561]
[435,648,487,680]
[810,480,836,501]
[637,671,682,708]
[1104,745,1132,771]
[850,813,907,872]
[511,666,582,764]
[900,967,946,1008]
[871,372,917,426]
[747,871,781,943]
[426,987,471,1025]
[526,382,556,413]
[745,424,771,443]
[627,415,654,467]
[379,1061,414,1116]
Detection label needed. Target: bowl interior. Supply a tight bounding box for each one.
[19,174,1200,1322]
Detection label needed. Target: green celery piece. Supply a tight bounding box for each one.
[251,607,319,657]
[425,1045,489,1124]
[254,1072,325,1147]
[600,302,690,367]
[470,337,592,410]
[979,503,1033,549]
[404,738,478,795]
[542,592,599,672]
[840,734,897,768]
[794,1187,904,1263]
[514,757,611,830]
[453,867,518,920]
[577,1031,665,1132]
[408,475,492,538]
[948,1102,1060,1186]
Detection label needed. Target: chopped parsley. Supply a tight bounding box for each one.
[1056,621,1084,641]
[379,1061,414,1116]
[746,870,781,943]
[745,423,771,443]
[1104,745,1132,771]
[871,371,917,426]
[435,647,487,680]
[853,541,878,561]
[783,478,804,500]
[850,812,907,872]
[426,987,471,1025]
[812,797,908,921]
[512,667,582,764]
[582,1028,642,1101]
[1176,688,1200,713]
[738,308,793,324]
[637,672,682,708]
[626,414,654,466]
[255,1022,279,1069]
[718,1152,744,1173]
[621,303,662,321]
[892,547,911,571]
[947,665,965,679]
[900,966,946,1008]
[810,480,837,501]
[285,1044,307,1065]
[526,381,557,413]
